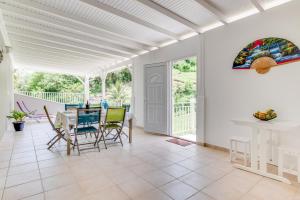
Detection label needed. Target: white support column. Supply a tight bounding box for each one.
[101,78,106,99]
[128,65,134,113]
[84,74,90,103]
[100,70,107,100]
[196,35,206,145]
[0,8,13,138]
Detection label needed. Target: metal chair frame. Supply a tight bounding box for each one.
[74,108,106,155]
[98,107,126,146]
[44,105,69,149]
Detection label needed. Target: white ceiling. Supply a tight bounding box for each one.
[0,0,293,75]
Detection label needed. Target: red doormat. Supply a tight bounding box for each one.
[166,138,192,147]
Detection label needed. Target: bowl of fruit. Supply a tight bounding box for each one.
[253,109,277,121]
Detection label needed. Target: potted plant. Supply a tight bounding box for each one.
[7,110,26,131]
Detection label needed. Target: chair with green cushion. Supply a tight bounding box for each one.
[74,108,106,155]
[98,107,126,146]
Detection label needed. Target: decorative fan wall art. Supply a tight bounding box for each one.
[233,37,300,74]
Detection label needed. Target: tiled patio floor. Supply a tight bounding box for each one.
[0,122,299,200]
[176,134,196,142]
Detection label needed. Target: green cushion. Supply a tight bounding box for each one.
[106,108,125,123]
[105,123,121,129]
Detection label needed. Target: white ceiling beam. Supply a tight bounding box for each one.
[14,56,89,68]
[11,41,106,62]
[13,48,104,65]
[13,43,103,63]
[14,55,90,67]
[13,47,99,63]
[7,26,129,59]
[250,0,265,12]
[104,59,133,73]
[14,60,90,76]
[13,44,102,63]
[13,56,102,73]
[6,25,131,58]
[193,0,227,24]
[13,53,95,67]
[4,15,138,55]
[1,0,158,47]
[1,6,150,51]
[0,9,11,46]
[14,61,99,76]
[80,0,179,40]
[136,0,200,32]
[9,34,116,61]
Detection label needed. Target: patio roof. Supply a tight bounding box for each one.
[0,0,292,75]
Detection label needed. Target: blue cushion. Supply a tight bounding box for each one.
[101,100,109,109]
[75,126,97,133]
[78,113,99,125]
[65,104,80,111]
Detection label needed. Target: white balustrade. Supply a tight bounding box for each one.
[16,91,84,104]
[172,102,196,138]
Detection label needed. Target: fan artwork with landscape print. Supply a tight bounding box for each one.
[233,37,300,74]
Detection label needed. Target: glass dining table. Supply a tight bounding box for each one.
[55,110,134,155]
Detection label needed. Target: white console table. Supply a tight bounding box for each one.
[232,119,300,184]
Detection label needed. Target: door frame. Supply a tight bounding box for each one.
[144,62,168,134]
[168,56,198,141]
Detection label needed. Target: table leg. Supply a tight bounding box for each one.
[271,131,279,165]
[251,127,259,170]
[67,138,71,155]
[260,130,269,173]
[129,119,132,143]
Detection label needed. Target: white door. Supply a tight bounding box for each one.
[144,62,168,134]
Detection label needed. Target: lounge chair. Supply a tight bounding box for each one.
[22,100,38,115]
[16,101,48,122]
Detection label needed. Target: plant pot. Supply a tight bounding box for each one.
[13,121,25,132]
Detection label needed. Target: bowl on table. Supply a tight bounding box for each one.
[253,109,277,121]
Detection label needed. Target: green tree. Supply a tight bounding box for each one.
[15,71,83,93]
[107,81,130,105]
[89,76,102,95]
[174,81,196,102]
[172,57,197,103]
[106,68,132,89]
[173,57,196,72]
[105,68,132,104]
[14,68,133,104]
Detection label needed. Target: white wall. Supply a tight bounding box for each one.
[0,53,13,138]
[133,0,300,148]
[204,0,300,148]
[0,9,13,139]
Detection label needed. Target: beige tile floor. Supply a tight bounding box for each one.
[0,122,299,200]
